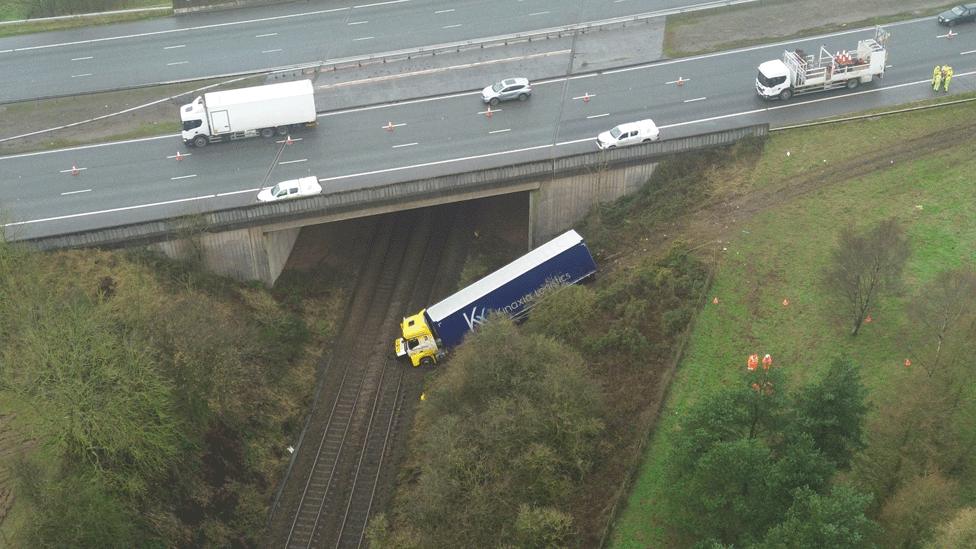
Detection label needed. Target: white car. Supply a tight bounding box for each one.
[596,119,660,149]
[481,77,532,105]
[257,176,322,202]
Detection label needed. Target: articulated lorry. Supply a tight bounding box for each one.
[756,26,889,101]
[180,80,317,147]
[394,230,597,367]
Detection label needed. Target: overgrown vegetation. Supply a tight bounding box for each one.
[0,0,169,37]
[0,242,345,546]
[611,100,976,547]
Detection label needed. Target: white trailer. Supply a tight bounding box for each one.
[180,80,317,147]
[756,27,889,100]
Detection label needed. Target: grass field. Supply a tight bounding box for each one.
[0,1,169,37]
[609,99,976,547]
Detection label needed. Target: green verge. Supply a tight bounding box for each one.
[662,2,956,58]
[609,101,976,547]
[0,2,170,38]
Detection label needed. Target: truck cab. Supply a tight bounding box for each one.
[394,310,441,367]
[756,60,790,100]
[180,97,210,147]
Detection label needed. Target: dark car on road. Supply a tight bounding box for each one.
[938,4,976,25]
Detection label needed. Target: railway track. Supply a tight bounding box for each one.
[271,206,463,548]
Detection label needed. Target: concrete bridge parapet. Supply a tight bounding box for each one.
[17,124,767,286]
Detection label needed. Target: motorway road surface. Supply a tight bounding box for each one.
[1,17,973,240]
[0,0,736,102]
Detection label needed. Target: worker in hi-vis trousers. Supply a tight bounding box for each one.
[943,66,953,92]
[933,66,943,92]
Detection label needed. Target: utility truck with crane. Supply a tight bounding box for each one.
[756,26,889,101]
[394,230,597,367]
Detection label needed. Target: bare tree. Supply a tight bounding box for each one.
[904,267,976,378]
[823,218,910,336]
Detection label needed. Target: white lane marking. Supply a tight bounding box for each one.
[71,56,93,60]
[434,9,455,13]
[61,189,92,195]
[275,136,303,143]
[381,122,407,129]
[167,61,188,66]
[489,128,511,134]
[1,7,351,53]
[58,167,88,173]
[255,32,278,38]
[318,49,569,91]
[478,108,502,115]
[392,142,418,148]
[442,24,462,29]
[321,143,552,182]
[962,49,976,55]
[666,77,690,84]
[171,174,197,180]
[216,188,259,197]
[166,152,192,159]
[354,36,375,41]
[556,137,596,146]
[354,0,409,8]
[348,20,369,25]
[587,113,610,119]
[572,93,596,100]
[684,96,707,103]
[163,44,185,49]
[279,158,308,164]
[262,49,283,53]
[528,11,550,16]
[4,194,215,227]
[70,73,92,78]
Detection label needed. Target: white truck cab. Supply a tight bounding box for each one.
[180,97,210,148]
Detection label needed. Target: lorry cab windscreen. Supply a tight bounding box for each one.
[757,71,786,87]
[182,119,202,131]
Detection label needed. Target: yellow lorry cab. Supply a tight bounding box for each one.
[394,310,440,367]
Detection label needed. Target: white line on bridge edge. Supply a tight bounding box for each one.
[4,194,216,227]
[61,189,92,195]
[353,0,409,8]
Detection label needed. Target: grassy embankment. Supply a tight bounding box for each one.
[609,97,976,547]
[0,1,170,37]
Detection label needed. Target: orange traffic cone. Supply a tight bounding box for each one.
[485,106,493,118]
[583,93,591,102]
[676,77,685,86]
[175,151,183,161]
[385,121,395,132]
[71,163,79,176]
[285,134,294,145]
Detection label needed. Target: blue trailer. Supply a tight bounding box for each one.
[394,230,597,367]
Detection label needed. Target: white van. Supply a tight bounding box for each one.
[596,119,660,149]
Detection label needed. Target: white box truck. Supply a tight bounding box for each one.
[756,27,889,101]
[180,80,317,147]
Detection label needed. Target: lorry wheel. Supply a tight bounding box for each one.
[779,89,792,101]
[846,79,859,89]
[192,135,208,148]
[260,127,275,138]
[420,357,434,368]
[275,126,288,136]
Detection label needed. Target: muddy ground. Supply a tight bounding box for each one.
[0,1,953,155]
